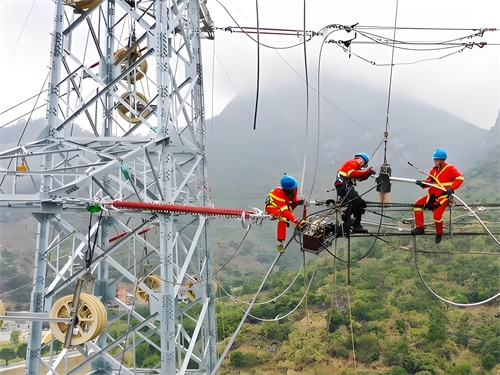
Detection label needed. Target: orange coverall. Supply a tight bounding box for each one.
[265,187,301,241]
[414,163,464,234]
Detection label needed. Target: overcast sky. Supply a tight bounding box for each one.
[1,0,499,131]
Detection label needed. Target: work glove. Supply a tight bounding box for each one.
[297,199,306,205]
[446,187,454,200]
[298,219,308,229]
[415,180,424,188]
[369,168,377,176]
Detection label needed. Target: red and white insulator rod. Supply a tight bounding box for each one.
[109,200,255,218]
[109,226,154,242]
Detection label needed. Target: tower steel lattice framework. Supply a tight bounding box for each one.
[0,0,219,373]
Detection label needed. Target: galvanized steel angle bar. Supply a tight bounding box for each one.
[179,300,209,373]
[0,148,79,167]
[59,62,99,137]
[114,298,157,330]
[49,162,108,174]
[115,323,162,357]
[171,155,202,202]
[107,173,143,196]
[0,193,41,202]
[0,139,61,159]
[172,217,205,296]
[39,348,68,375]
[78,316,159,370]
[62,0,104,37]
[58,140,116,161]
[66,57,156,133]
[71,341,135,375]
[120,106,160,137]
[92,176,118,199]
[45,217,100,294]
[39,361,61,375]
[46,214,156,297]
[114,0,155,32]
[157,0,189,42]
[48,139,155,197]
[55,49,154,132]
[171,78,200,138]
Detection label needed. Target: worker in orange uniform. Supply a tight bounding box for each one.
[411,148,464,244]
[265,174,307,253]
[335,153,376,233]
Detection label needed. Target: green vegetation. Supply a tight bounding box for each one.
[213,197,499,374]
[0,347,17,366]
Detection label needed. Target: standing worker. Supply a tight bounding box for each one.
[411,148,464,243]
[265,174,307,253]
[334,153,376,233]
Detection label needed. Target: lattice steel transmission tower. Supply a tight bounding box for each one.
[0,0,218,373]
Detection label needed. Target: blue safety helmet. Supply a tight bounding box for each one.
[355,153,370,165]
[280,175,298,190]
[433,148,447,160]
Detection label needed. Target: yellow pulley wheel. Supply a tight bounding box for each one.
[117,91,151,124]
[49,293,107,346]
[114,48,148,83]
[0,299,5,328]
[63,0,100,10]
[184,275,200,302]
[135,274,161,303]
[83,294,107,339]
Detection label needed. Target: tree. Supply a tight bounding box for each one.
[355,334,380,364]
[383,339,409,367]
[230,351,245,368]
[395,319,406,335]
[481,337,500,362]
[427,322,447,343]
[482,354,496,371]
[445,362,472,375]
[143,353,160,368]
[383,366,407,375]
[16,343,27,360]
[327,308,345,333]
[0,347,17,366]
[10,330,21,347]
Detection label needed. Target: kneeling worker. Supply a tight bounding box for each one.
[265,174,307,253]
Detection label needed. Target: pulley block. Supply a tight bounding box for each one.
[49,293,107,346]
[117,91,151,123]
[114,48,148,83]
[134,274,161,303]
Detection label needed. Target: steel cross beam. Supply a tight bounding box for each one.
[0,1,217,374]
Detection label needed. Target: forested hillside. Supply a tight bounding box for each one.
[212,147,500,375]
[459,146,500,204]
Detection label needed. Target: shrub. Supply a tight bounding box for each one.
[383,366,407,375]
[482,354,496,371]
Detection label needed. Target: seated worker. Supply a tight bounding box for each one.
[265,174,307,253]
[334,153,376,233]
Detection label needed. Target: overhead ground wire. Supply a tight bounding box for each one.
[382,0,399,164]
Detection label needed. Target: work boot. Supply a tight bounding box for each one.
[435,234,442,244]
[276,243,285,253]
[411,227,425,235]
[352,226,368,233]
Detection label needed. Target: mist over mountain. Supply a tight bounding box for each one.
[2,76,498,211]
[207,77,498,207]
[0,77,498,293]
